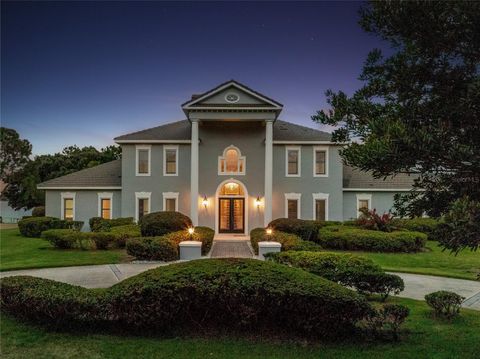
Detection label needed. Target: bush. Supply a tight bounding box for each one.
[139,211,192,237]
[364,304,410,340]
[32,206,46,217]
[425,291,465,318]
[267,251,404,300]
[108,224,141,248]
[41,229,79,249]
[89,217,135,232]
[268,218,340,242]
[18,217,84,238]
[318,225,427,252]
[126,236,178,261]
[42,229,124,250]
[393,217,440,240]
[250,228,302,254]
[193,226,215,255]
[0,259,372,337]
[357,208,394,232]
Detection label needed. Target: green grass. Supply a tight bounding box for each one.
[1,297,479,359]
[337,241,479,280]
[0,228,130,271]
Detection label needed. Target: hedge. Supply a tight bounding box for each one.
[108,224,141,248]
[268,218,341,242]
[249,228,322,254]
[139,211,192,237]
[318,225,427,252]
[393,217,440,240]
[18,217,84,238]
[266,251,404,300]
[89,217,135,232]
[0,259,372,337]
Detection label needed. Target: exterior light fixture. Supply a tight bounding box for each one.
[202,195,208,208]
[188,227,195,239]
[266,228,273,235]
[255,196,262,208]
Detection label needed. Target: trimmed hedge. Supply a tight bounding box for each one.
[108,224,141,248]
[393,217,440,240]
[318,225,427,252]
[139,211,192,237]
[0,259,372,337]
[32,206,46,217]
[18,217,84,238]
[89,217,135,232]
[267,251,404,300]
[268,218,341,242]
[250,228,322,254]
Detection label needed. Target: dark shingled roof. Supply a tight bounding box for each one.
[114,119,332,142]
[343,164,416,190]
[37,160,122,188]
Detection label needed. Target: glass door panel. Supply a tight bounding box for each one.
[219,199,231,231]
[232,199,244,231]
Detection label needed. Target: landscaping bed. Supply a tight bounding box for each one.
[249,227,322,254]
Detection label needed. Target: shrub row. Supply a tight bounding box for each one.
[18,216,84,238]
[393,217,440,240]
[0,259,372,337]
[249,228,322,255]
[89,217,135,232]
[267,218,341,242]
[266,251,404,300]
[318,225,427,252]
[139,211,192,237]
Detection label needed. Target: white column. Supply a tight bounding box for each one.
[190,120,199,225]
[264,120,273,226]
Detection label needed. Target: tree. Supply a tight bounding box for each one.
[0,127,32,181]
[312,1,480,251]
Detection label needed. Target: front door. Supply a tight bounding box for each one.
[219,198,244,233]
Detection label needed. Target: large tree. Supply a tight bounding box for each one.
[312,1,480,251]
[0,127,32,181]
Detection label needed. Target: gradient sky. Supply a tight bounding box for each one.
[1,1,388,155]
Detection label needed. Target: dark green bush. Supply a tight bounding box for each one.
[108,224,141,248]
[139,211,192,237]
[364,304,410,340]
[318,225,427,252]
[267,251,404,300]
[89,217,135,232]
[41,229,79,249]
[42,229,123,250]
[268,218,340,242]
[250,228,302,254]
[425,291,465,318]
[393,217,440,240]
[192,226,215,255]
[126,236,178,261]
[18,217,84,238]
[0,259,372,337]
[32,206,46,217]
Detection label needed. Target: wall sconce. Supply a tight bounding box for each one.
[266,228,273,236]
[254,196,262,208]
[202,195,208,208]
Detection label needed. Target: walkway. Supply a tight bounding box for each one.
[210,239,253,258]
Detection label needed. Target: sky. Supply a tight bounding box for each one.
[1,1,388,155]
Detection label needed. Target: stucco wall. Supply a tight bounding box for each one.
[342,191,404,220]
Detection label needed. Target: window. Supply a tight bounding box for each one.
[284,193,301,219]
[162,192,179,212]
[218,146,245,175]
[163,146,178,176]
[356,194,372,218]
[313,146,329,177]
[136,145,151,176]
[313,193,329,221]
[135,192,151,221]
[61,192,75,220]
[97,193,113,219]
[285,146,301,177]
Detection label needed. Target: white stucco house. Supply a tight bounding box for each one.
[38,80,415,233]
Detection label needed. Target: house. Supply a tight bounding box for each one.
[37,80,414,233]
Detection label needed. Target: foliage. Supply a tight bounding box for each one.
[0,259,371,337]
[319,225,426,252]
[393,217,440,240]
[139,211,192,237]
[108,224,141,248]
[267,251,403,300]
[18,216,83,237]
[356,208,394,232]
[268,218,340,242]
[0,127,32,181]
[425,291,465,319]
[192,226,215,255]
[31,206,46,217]
[41,229,81,249]
[249,228,319,254]
[364,304,410,341]
[89,217,135,232]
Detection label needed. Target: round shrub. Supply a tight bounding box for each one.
[0,259,373,337]
[139,211,192,237]
[18,217,60,237]
[108,224,141,248]
[425,290,465,318]
[250,228,318,254]
[41,229,78,249]
[268,218,322,242]
[32,206,46,217]
[126,237,178,261]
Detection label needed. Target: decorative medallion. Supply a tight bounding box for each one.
[225,93,240,103]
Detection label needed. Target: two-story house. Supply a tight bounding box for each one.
[38,80,415,233]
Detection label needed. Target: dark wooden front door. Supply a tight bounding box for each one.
[219,198,244,233]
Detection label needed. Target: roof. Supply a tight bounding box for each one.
[37,160,122,189]
[343,164,416,190]
[114,119,332,143]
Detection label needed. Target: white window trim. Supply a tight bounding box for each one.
[312,193,329,221]
[135,191,151,222]
[97,192,113,219]
[285,146,301,177]
[218,145,246,175]
[135,145,151,176]
[60,192,76,220]
[162,192,179,211]
[163,145,179,176]
[284,193,301,219]
[356,193,372,218]
[313,146,329,177]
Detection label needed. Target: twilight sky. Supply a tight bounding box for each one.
[1,1,388,155]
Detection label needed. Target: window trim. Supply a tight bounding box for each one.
[60,192,76,220]
[285,146,301,177]
[135,191,151,222]
[97,192,113,219]
[313,146,329,177]
[135,145,151,176]
[284,192,301,219]
[162,192,179,212]
[356,193,372,218]
[218,145,246,176]
[163,145,179,176]
[312,193,329,221]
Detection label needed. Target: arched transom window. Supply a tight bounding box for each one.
[218,145,245,175]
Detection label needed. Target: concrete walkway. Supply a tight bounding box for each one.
[1,264,480,310]
[210,240,253,258]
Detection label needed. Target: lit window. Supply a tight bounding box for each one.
[286,147,301,176]
[164,146,178,176]
[101,199,111,219]
[64,198,74,221]
[218,146,246,175]
[136,146,151,176]
[219,182,244,196]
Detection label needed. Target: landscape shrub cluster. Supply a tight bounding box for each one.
[139,211,192,237]
[18,216,84,238]
[249,228,322,254]
[425,291,465,318]
[393,217,440,240]
[89,217,135,232]
[267,218,340,242]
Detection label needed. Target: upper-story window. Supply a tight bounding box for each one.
[218,145,245,175]
[285,146,301,177]
[313,146,329,177]
[136,145,151,176]
[163,145,178,176]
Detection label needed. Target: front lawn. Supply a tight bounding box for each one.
[1,297,479,359]
[0,228,131,271]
